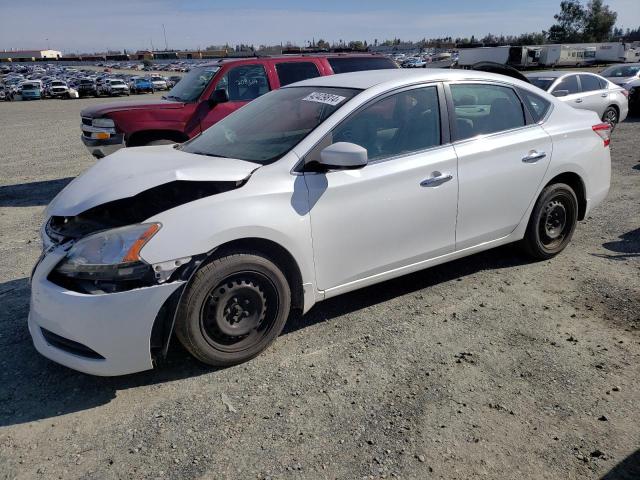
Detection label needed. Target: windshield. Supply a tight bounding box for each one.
[600,65,640,78]
[527,77,555,91]
[165,66,219,102]
[180,86,360,164]
[22,84,37,90]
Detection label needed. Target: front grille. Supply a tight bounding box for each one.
[81,117,92,126]
[40,328,105,359]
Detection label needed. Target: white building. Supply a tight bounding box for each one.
[0,49,62,61]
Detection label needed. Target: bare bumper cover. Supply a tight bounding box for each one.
[29,247,184,376]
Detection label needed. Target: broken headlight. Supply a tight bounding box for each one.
[55,223,160,281]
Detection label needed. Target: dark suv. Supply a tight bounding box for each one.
[80,54,398,158]
[77,78,97,97]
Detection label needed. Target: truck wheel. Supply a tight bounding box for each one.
[145,139,175,146]
[522,183,578,260]
[175,253,292,367]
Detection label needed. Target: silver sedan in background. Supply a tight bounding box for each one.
[525,71,628,128]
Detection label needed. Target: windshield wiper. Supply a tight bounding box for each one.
[190,151,230,159]
[163,94,183,101]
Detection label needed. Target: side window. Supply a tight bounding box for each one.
[215,64,270,101]
[553,75,579,95]
[579,74,603,92]
[276,62,321,87]
[450,84,525,140]
[309,86,441,162]
[327,57,397,74]
[518,88,552,123]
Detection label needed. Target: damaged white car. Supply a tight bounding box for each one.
[30,70,611,376]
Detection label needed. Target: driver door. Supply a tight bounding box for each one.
[199,64,271,131]
[304,85,458,293]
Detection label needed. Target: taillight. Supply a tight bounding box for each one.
[621,89,629,98]
[592,123,611,147]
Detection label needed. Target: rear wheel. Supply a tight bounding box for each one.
[602,106,619,130]
[522,183,578,259]
[175,253,292,367]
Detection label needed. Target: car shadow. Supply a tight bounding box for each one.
[0,177,74,207]
[594,228,640,260]
[284,244,534,334]
[601,448,640,480]
[0,244,534,427]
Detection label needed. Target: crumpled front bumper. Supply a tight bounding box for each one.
[29,246,184,376]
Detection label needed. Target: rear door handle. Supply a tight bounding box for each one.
[522,151,547,163]
[575,98,583,103]
[600,93,608,97]
[420,172,453,187]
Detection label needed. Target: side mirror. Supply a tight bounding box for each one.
[552,89,569,97]
[208,88,229,107]
[318,142,368,170]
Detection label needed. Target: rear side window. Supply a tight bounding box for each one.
[518,89,552,123]
[276,62,321,87]
[216,64,270,101]
[328,57,397,74]
[579,74,604,92]
[553,75,579,95]
[450,84,525,140]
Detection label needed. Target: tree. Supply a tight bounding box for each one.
[316,39,330,50]
[548,0,586,43]
[582,0,617,42]
[547,0,618,42]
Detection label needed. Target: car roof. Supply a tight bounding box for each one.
[525,71,571,79]
[198,53,388,68]
[285,68,533,91]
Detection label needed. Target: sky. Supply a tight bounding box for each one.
[0,0,638,53]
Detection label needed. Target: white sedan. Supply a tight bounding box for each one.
[525,71,628,128]
[30,69,611,376]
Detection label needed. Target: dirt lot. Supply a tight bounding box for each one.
[0,96,638,480]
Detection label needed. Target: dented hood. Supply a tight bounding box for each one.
[46,145,259,217]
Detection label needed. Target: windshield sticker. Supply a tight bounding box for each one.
[302,92,347,106]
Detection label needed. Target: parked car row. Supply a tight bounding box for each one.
[0,62,183,101]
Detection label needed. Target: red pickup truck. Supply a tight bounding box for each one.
[80,54,398,158]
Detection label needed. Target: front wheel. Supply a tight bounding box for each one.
[522,183,578,260]
[175,253,292,367]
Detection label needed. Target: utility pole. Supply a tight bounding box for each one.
[162,24,168,51]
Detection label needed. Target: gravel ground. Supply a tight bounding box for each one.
[0,96,638,480]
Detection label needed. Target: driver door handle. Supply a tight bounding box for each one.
[522,151,547,163]
[421,172,453,187]
[575,98,583,103]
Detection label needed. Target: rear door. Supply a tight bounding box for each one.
[448,82,552,250]
[577,74,608,118]
[200,63,271,131]
[274,60,322,88]
[326,56,398,74]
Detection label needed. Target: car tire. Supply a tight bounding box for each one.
[522,183,578,260]
[145,139,176,146]
[175,253,292,367]
[602,106,619,130]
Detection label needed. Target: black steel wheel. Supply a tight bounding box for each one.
[523,183,578,259]
[602,106,619,130]
[175,253,291,367]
